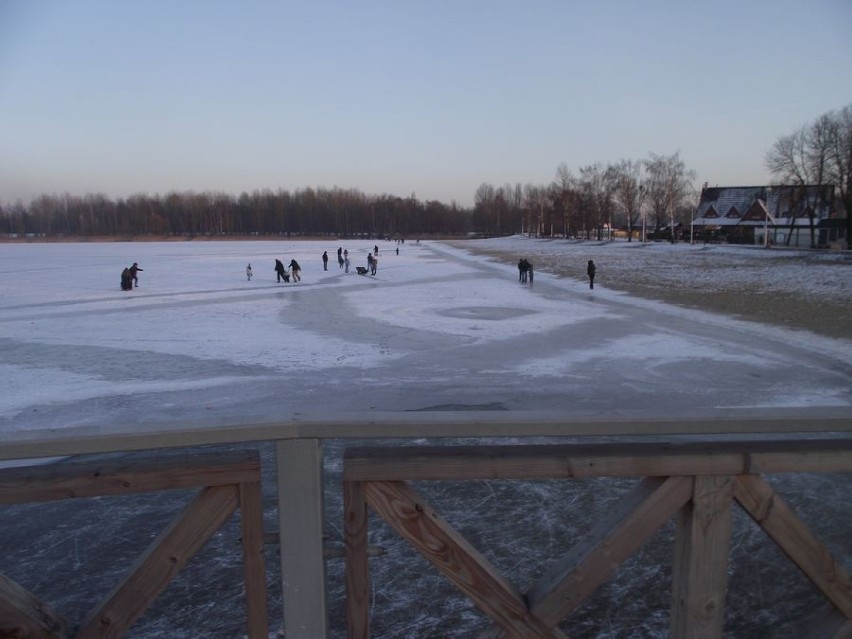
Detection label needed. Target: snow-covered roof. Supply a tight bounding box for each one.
[694,185,836,227]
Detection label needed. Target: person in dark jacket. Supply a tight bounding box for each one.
[120,268,132,291]
[587,260,596,290]
[322,251,329,270]
[129,262,143,287]
[275,259,286,283]
[289,259,301,282]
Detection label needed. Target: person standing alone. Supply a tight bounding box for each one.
[322,251,329,271]
[587,260,596,290]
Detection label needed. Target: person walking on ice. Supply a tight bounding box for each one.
[289,258,301,282]
[274,259,287,283]
[246,263,253,281]
[129,262,143,288]
[587,260,596,290]
[322,251,329,271]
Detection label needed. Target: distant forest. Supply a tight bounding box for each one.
[0,188,473,239]
[0,148,708,241]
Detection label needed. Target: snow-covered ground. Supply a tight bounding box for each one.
[465,236,852,299]
[1,237,850,637]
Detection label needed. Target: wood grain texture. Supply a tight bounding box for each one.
[0,572,69,639]
[239,480,269,639]
[0,450,261,504]
[343,439,852,481]
[365,480,558,638]
[670,476,733,639]
[76,485,239,639]
[344,481,370,639]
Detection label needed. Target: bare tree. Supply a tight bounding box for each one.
[552,164,576,238]
[767,112,838,248]
[643,152,695,242]
[827,105,852,244]
[606,159,645,242]
[578,163,613,240]
[474,183,497,236]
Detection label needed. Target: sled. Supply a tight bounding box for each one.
[355,267,369,275]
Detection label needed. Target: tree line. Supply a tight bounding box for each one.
[2,104,849,242]
[475,103,852,243]
[0,188,472,239]
[474,151,695,242]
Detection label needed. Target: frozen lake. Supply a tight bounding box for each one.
[1,237,850,440]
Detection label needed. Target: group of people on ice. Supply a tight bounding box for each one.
[273,246,381,281]
[325,247,354,272]
[119,262,143,290]
[366,247,379,275]
[516,257,597,289]
[273,258,301,283]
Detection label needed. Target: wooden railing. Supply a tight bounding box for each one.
[343,439,852,638]
[0,450,267,639]
[1,412,850,637]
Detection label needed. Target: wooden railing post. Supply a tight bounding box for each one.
[239,480,269,638]
[344,480,369,639]
[670,476,733,639]
[276,439,327,638]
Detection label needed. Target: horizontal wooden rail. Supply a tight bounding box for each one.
[0,449,261,504]
[2,411,850,462]
[343,438,852,481]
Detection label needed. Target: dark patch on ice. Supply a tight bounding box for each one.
[436,306,534,320]
[0,337,274,381]
[409,402,507,411]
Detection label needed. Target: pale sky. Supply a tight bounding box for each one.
[1,0,851,207]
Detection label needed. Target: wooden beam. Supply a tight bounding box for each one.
[801,603,852,639]
[670,476,734,639]
[3,412,850,463]
[76,485,239,639]
[344,481,370,639]
[474,476,692,638]
[343,438,852,482]
[239,480,269,639]
[0,450,261,504]
[364,480,557,637]
[734,474,852,618]
[0,572,69,639]
[276,439,328,639]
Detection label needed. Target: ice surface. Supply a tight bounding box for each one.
[1,237,850,435]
